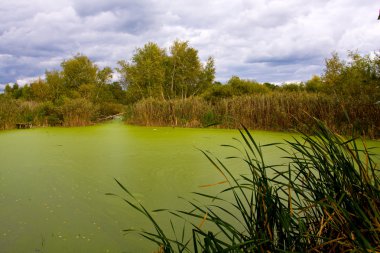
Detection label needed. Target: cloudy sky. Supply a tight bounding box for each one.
[0,0,379,91]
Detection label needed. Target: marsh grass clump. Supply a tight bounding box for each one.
[126,94,380,138]
[110,120,380,252]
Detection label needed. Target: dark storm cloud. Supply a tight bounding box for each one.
[246,54,323,66]
[73,0,147,16]
[0,0,379,86]
[73,0,160,34]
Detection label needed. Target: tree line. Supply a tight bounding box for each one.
[118,40,215,102]
[0,40,379,137]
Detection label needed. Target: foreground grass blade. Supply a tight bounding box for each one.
[110,119,380,252]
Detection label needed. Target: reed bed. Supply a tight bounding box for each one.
[110,120,380,252]
[126,93,380,138]
[0,96,20,130]
[0,97,126,129]
[126,97,209,127]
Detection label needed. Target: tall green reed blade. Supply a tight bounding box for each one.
[109,119,379,252]
[284,119,380,252]
[106,178,178,253]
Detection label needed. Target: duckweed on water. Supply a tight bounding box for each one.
[112,120,380,252]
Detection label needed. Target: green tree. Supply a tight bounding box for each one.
[341,51,380,97]
[4,83,23,99]
[45,70,65,102]
[118,42,167,101]
[108,82,127,104]
[94,66,113,102]
[118,40,215,102]
[61,54,98,90]
[227,76,269,95]
[202,83,234,102]
[21,85,32,100]
[305,75,323,92]
[280,82,305,92]
[29,79,53,101]
[197,56,216,95]
[4,84,12,95]
[321,51,380,100]
[167,40,202,99]
[322,52,345,93]
[57,54,115,103]
[263,82,278,91]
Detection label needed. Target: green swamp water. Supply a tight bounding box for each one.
[0,120,379,252]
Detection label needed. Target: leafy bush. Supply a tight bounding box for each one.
[228,76,269,95]
[202,84,234,102]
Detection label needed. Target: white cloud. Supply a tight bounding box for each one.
[0,0,379,85]
[17,75,44,86]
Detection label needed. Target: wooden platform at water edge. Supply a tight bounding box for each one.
[16,123,32,129]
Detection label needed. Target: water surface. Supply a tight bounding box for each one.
[0,121,378,252]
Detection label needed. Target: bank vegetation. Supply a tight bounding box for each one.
[1,41,379,138]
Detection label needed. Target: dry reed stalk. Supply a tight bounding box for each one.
[126,93,380,138]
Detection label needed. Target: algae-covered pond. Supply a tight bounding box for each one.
[0,120,378,252]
